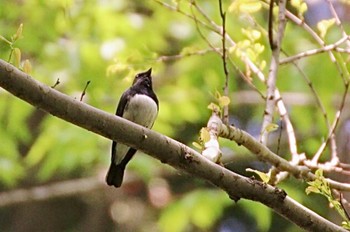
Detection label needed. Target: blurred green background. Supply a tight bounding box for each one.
[1,0,350,231]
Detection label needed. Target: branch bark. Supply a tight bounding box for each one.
[261,0,287,144]
[0,59,346,232]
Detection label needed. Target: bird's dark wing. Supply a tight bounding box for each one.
[116,90,132,116]
[111,90,132,162]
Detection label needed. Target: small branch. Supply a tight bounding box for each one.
[218,0,229,124]
[275,90,299,159]
[260,0,288,144]
[282,50,337,166]
[280,36,350,64]
[268,0,275,49]
[190,2,221,55]
[326,0,350,49]
[304,160,350,176]
[80,80,91,101]
[51,78,60,88]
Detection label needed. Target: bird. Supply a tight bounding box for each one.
[106,68,159,188]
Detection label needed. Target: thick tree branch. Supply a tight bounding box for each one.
[0,59,347,231]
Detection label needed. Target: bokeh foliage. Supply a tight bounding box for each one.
[1,0,349,231]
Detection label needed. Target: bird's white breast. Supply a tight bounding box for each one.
[114,94,158,165]
[122,94,158,128]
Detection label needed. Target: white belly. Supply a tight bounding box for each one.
[122,94,158,128]
[114,94,158,164]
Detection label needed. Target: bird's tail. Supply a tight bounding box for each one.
[106,162,125,188]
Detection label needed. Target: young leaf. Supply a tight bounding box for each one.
[291,0,308,19]
[246,168,270,183]
[12,48,21,67]
[218,96,230,108]
[12,23,23,42]
[192,142,203,150]
[317,18,336,39]
[264,123,279,133]
[200,128,210,144]
[23,59,32,74]
[207,102,220,112]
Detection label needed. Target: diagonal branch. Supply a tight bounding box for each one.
[280,36,350,64]
[0,59,347,231]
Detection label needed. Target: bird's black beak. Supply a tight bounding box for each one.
[145,68,152,76]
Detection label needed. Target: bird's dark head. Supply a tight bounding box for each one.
[132,68,153,89]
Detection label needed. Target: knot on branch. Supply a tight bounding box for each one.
[202,112,223,163]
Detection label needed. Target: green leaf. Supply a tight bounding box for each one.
[246,168,270,183]
[23,59,32,74]
[200,127,210,144]
[192,141,203,150]
[317,18,336,39]
[291,0,308,18]
[342,221,350,229]
[262,123,279,134]
[12,48,21,67]
[207,102,220,112]
[241,28,261,42]
[305,185,320,195]
[218,96,230,107]
[12,23,23,42]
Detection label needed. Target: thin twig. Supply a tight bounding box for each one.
[268,0,275,49]
[304,159,350,176]
[280,36,350,64]
[80,80,91,101]
[260,0,288,144]
[325,0,350,164]
[189,2,221,55]
[283,50,334,158]
[276,119,283,156]
[327,0,350,49]
[339,192,350,221]
[51,78,60,88]
[218,0,229,124]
